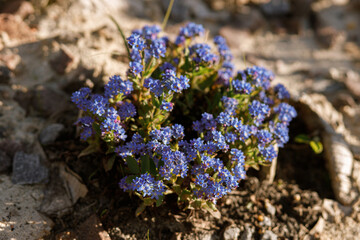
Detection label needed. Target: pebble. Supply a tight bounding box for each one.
[11,151,48,184]
[49,46,74,75]
[260,216,272,228]
[223,226,241,240]
[261,230,278,240]
[39,123,65,145]
[240,224,254,240]
[265,201,276,217]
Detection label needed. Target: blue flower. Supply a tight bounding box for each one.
[230,149,245,163]
[162,69,190,93]
[149,38,166,59]
[190,43,218,63]
[127,33,145,51]
[274,103,297,124]
[274,84,290,99]
[142,25,161,40]
[101,107,127,140]
[89,94,108,116]
[144,77,163,97]
[257,129,273,146]
[172,124,184,139]
[104,75,133,98]
[129,61,143,75]
[118,101,136,119]
[160,100,173,112]
[76,116,94,140]
[232,79,253,94]
[71,87,91,111]
[248,100,270,126]
[259,145,277,162]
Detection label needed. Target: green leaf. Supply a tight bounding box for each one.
[140,155,151,174]
[104,154,116,172]
[204,201,221,219]
[125,156,140,174]
[143,197,154,206]
[78,141,100,158]
[149,158,157,175]
[179,189,192,201]
[294,134,311,144]
[109,15,131,59]
[156,195,164,207]
[135,203,146,217]
[309,140,323,154]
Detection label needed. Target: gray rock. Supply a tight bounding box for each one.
[0,65,12,84]
[0,150,12,172]
[223,226,241,240]
[260,216,272,227]
[40,162,88,217]
[260,0,291,17]
[240,224,254,240]
[265,201,276,217]
[261,230,277,240]
[11,151,48,184]
[39,123,65,145]
[49,45,74,75]
[32,85,68,117]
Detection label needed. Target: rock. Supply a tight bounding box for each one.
[0,150,11,172]
[40,162,88,217]
[316,26,345,49]
[233,7,265,32]
[77,214,111,240]
[32,85,68,117]
[11,151,48,184]
[39,123,65,145]
[223,226,241,240]
[0,64,11,84]
[0,14,35,43]
[0,52,22,71]
[260,216,272,227]
[261,230,277,240]
[0,0,35,19]
[0,174,53,239]
[309,217,325,235]
[260,0,291,17]
[345,70,360,98]
[240,224,254,240]
[219,26,253,49]
[49,45,74,75]
[265,201,276,217]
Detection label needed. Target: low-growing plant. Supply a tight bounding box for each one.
[71,22,297,215]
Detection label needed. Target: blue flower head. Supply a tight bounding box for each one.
[118,101,136,119]
[104,75,133,98]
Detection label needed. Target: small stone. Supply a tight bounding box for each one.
[0,150,11,172]
[240,224,254,240]
[49,46,74,75]
[261,230,277,240]
[265,201,276,217]
[260,216,272,227]
[316,26,345,49]
[0,64,11,84]
[77,214,111,240]
[32,85,68,117]
[11,151,48,184]
[40,162,87,217]
[39,123,65,145]
[223,226,241,240]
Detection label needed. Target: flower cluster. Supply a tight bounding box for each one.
[72,22,296,212]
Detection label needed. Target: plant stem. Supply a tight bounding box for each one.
[162,0,175,30]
